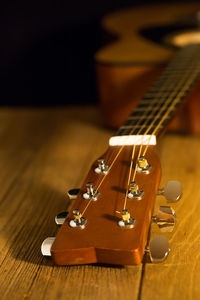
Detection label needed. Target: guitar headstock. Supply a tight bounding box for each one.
[41,144,182,265]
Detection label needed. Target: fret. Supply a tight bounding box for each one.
[133,107,148,112]
[127,115,170,121]
[143,91,186,98]
[113,44,200,139]
[116,126,164,136]
[131,101,181,116]
[120,125,164,129]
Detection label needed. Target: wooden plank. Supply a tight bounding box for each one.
[141,135,200,299]
[0,108,142,300]
[1,107,199,300]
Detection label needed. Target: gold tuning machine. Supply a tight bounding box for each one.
[128,181,144,200]
[69,209,87,229]
[137,156,152,174]
[118,209,136,228]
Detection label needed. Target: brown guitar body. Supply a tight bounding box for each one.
[95,3,200,133]
[44,3,200,267]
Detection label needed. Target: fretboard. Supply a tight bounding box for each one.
[116,44,200,137]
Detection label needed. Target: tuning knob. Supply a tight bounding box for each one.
[146,235,170,263]
[157,180,182,202]
[41,237,55,256]
[152,206,176,232]
[55,211,68,225]
[67,188,80,200]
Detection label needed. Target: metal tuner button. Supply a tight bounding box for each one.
[67,188,80,200]
[55,211,69,225]
[41,237,55,256]
[146,235,170,263]
[157,180,182,202]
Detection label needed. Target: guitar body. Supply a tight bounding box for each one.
[95,3,200,133]
[42,3,198,266]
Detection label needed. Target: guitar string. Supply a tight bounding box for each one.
[81,46,200,217]
[82,70,185,217]
[142,66,200,156]
[81,145,125,215]
[128,61,200,195]
[82,68,179,216]
[114,54,194,211]
[122,54,200,210]
[123,48,200,210]
[82,61,197,217]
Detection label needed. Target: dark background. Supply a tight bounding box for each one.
[1,0,198,106]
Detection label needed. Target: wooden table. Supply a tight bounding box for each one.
[0,107,200,300]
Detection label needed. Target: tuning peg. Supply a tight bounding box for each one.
[118,209,136,228]
[41,237,55,256]
[55,211,68,225]
[95,158,109,174]
[83,182,99,201]
[67,188,80,200]
[152,206,176,232]
[69,209,87,228]
[157,180,182,202]
[127,181,144,200]
[146,235,170,263]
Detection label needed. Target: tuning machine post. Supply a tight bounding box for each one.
[137,156,152,174]
[145,235,170,263]
[95,158,109,174]
[157,180,182,202]
[127,181,144,200]
[69,209,87,228]
[118,209,136,228]
[83,182,99,201]
[152,206,176,232]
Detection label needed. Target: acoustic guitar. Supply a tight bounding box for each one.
[95,2,200,133]
[41,2,200,265]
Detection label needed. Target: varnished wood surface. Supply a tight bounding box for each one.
[52,145,161,266]
[95,3,200,64]
[0,107,200,299]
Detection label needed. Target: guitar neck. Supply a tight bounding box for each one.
[115,44,200,138]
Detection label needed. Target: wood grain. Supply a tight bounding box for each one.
[0,107,200,299]
[141,135,200,300]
